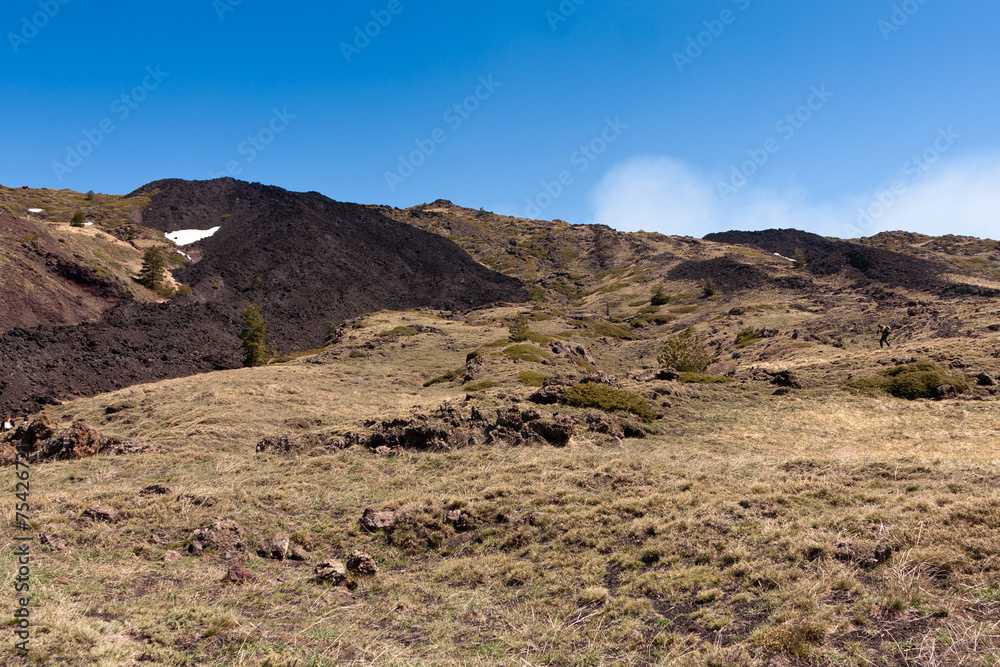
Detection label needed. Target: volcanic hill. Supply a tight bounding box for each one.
[0,180,525,414]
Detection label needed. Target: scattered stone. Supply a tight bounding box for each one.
[288,545,309,561]
[224,563,257,584]
[139,484,173,496]
[773,387,792,396]
[177,494,215,507]
[586,412,625,439]
[163,550,183,563]
[770,370,804,389]
[82,505,120,523]
[360,508,397,531]
[188,540,204,556]
[579,371,622,387]
[190,519,247,557]
[314,560,348,586]
[526,416,574,446]
[706,360,737,376]
[633,368,680,382]
[39,532,67,551]
[528,385,562,404]
[346,551,378,576]
[933,384,959,401]
[258,533,290,560]
[977,372,996,387]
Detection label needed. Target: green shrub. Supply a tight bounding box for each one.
[702,278,717,298]
[71,210,86,227]
[656,329,715,373]
[423,368,464,387]
[669,305,698,314]
[564,383,659,422]
[518,371,546,387]
[632,312,675,327]
[349,350,367,358]
[844,361,969,400]
[503,344,552,364]
[377,326,417,337]
[678,372,734,384]
[650,287,670,306]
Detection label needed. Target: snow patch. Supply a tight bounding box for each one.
[166,226,220,245]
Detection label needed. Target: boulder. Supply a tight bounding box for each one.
[933,384,959,400]
[258,533,290,560]
[190,519,247,557]
[224,563,257,585]
[770,370,804,389]
[315,560,348,586]
[977,372,997,387]
[360,508,397,531]
[346,551,378,576]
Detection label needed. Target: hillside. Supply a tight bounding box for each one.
[2,188,1000,665]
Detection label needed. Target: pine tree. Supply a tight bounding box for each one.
[507,313,530,342]
[239,304,272,367]
[138,247,166,290]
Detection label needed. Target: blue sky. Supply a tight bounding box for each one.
[2,0,998,239]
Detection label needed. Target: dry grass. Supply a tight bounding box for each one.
[4,317,999,665]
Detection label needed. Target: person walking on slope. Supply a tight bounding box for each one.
[2,416,12,431]
[879,324,891,348]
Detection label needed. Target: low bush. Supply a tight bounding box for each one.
[657,329,716,373]
[564,383,659,422]
[845,361,969,400]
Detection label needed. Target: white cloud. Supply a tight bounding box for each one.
[589,153,1000,240]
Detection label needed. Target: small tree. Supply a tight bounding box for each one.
[702,278,717,298]
[656,329,715,373]
[239,303,272,367]
[793,247,806,269]
[507,313,530,342]
[650,286,669,306]
[138,247,166,290]
[84,190,94,201]
[71,211,86,227]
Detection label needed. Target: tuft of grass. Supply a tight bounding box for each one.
[377,326,418,337]
[735,328,765,348]
[563,383,659,421]
[678,372,734,384]
[423,368,465,386]
[518,371,547,387]
[465,380,499,392]
[503,344,553,364]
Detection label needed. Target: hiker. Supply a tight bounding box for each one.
[879,324,891,348]
[2,416,12,431]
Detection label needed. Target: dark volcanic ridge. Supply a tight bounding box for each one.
[704,228,998,296]
[0,179,526,414]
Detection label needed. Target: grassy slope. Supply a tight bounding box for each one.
[3,299,999,666]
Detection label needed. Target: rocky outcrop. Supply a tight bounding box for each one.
[0,416,156,465]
